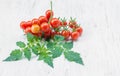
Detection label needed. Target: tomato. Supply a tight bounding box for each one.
[69,21,76,28]
[60,21,62,26]
[39,16,48,25]
[40,22,50,32]
[20,21,27,29]
[45,10,54,20]
[44,29,52,37]
[62,30,70,39]
[24,27,31,34]
[33,31,42,37]
[54,31,61,35]
[76,27,83,36]
[32,18,40,25]
[63,22,67,26]
[50,18,60,28]
[71,31,79,40]
[31,24,40,33]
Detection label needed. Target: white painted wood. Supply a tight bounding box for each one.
[0,0,120,76]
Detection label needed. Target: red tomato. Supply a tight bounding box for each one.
[60,21,62,26]
[31,24,40,33]
[39,16,48,25]
[20,21,27,30]
[32,18,40,25]
[69,21,76,28]
[54,31,61,35]
[71,31,79,40]
[24,27,31,34]
[44,30,52,37]
[26,21,32,27]
[62,30,70,39]
[63,22,67,26]
[40,22,50,32]
[33,31,42,37]
[45,10,54,20]
[50,18,60,28]
[76,27,83,36]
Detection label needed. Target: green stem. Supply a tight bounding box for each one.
[48,1,53,24]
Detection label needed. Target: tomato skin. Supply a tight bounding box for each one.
[31,24,40,34]
[50,18,60,28]
[20,21,27,29]
[32,18,40,25]
[24,27,31,34]
[40,22,50,32]
[71,31,79,40]
[76,27,83,36]
[39,16,48,25]
[45,10,54,20]
[62,30,70,39]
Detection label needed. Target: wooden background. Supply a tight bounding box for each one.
[0,0,120,76]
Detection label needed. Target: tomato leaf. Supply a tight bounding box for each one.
[63,41,73,50]
[23,48,31,60]
[38,54,44,60]
[54,35,64,41]
[64,51,84,65]
[47,41,54,50]
[44,56,54,68]
[4,49,22,61]
[16,41,26,48]
[27,33,34,42]
[31,46,39,55]
[50,46,63,58]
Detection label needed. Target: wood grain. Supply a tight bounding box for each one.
[0,0,120,76]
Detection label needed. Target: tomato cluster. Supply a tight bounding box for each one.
[20,10,83,41]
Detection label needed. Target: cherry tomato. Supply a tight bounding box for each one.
[40,22,50,32]
[20,21,27,29]
[24,27,31,34]
[33,31,42,37]
[62,30,70,39]
[63,22,67,26]
[31,24,40,33]
[76,27,83,36]
[45,10,54,20]
[44,29,52,38]
[26,21,32,27]
[32,18,40,25]
[71,31,79,40]
[69,21,76,28]
[39,16,48,25]
[54,31,61,35]
[60,21,62,26]
[50,18,60,28]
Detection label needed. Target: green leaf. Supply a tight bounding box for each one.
[64,51,84,65]
[31,46,39,55]
[47,41,54,50]
[54,35,64,41]
[44,56,54,68]
[50,46,63,58]
[63,41,73,50]
[27,33,34,42]
[23,48,31,60]
[38,54,44,60]
[4,49,22,61]
[16,41,26,48]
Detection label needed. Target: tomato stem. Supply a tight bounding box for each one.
[48,1,53,24]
